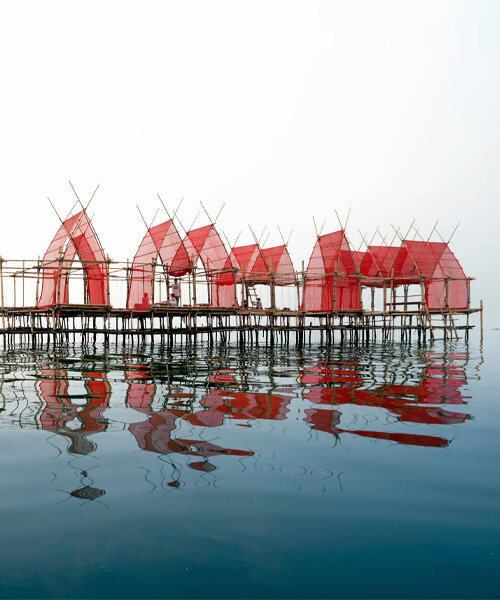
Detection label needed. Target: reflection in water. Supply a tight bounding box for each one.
[0,340,493,600]
[0,341,477,496]
[70,486,106,501]
[38,369,110,455]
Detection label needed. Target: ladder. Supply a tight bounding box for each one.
[246,283,259,308]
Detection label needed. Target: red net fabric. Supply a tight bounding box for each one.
[250,245,296,286]
[127,220,190,310]
[182,225,235,307]
[37,213,80,308]
[415,242,467,310]
[386,241,468,309]
[127,221,170,311]
[158,223,190,278]
[220,244,260,293]
[37,211,107,308]
[391,244,420,284]
[352,251,365,271]
[70,213,107,305]
[227,244,259,275]
[303,231,361,311]
[359,246,400,285]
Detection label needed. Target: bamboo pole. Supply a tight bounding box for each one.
[269,257,275,309]
[480,299,483,344]
[192,266,197,306]
[35,256,41,306]
[332,270,337,310]
[126,259,131,305]
[0,258,4,331]
[106,255,111,307]
[151,260,156,305]
[301,260,305,310]
[233,268,238,308]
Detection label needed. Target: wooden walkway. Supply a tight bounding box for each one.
[0,303,482,345]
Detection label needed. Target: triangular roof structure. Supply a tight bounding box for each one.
[249,244,296,286]
[392,240,467,309]
[358,245,400,286]
[126,219,189,311]
[37,210,108,308]
[177,224,235,307]
[303,230,361,311]
[227,243,260,274]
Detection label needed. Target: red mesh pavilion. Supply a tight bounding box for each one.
[226,244,260,281]
[302,231,361,311]
[215,243,261,307]
[391,240,468,309]
[359,245,400,286]
[177,224,235,307]
[37,210,108,308]
[126,219,189,311]
[249,245,296,286]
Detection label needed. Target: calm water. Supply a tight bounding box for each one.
[0,333,499,599]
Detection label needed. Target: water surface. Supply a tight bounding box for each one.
[0,334,498,598]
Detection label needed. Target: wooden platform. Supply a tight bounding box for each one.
[0,303,481,344]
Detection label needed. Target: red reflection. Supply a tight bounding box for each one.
[38,369,110,455]
[125,367,252,460]
[199,389,291,422]
[208,369,236,384]
[302,357,469,446]
[304,408,449,448]
[305,387,468,425]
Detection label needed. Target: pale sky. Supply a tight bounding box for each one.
[0,1,498,321]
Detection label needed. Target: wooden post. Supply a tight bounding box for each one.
[126,259,131,304]
[371,287,375,312]
[35,256,41,306]
[466,278,471,310]
[151,259,156,305]
[390,268,394,312]
[0,257,4,307]
[357,272,363,310]
[56,250,62,304]
[480,299,483,344]
[192,266,197,305]
[445,277,449,310]
[106,255,111,307]
[296,272,300,312]
[269,257,275,309]
[301,260,306,310]
[332,270,337,310]
[22,260,25,307]
[233,268,238,308]
[0,258,4,332]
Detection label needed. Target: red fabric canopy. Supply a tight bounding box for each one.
[127,220,188,311]
[359,245,400,284]
[250,245,296,286]
[390,241,467,309]
[227,244,259,274]
[181,224,235,307]
[37,211,107,308]
[303,231,361,311]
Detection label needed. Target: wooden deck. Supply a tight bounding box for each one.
[0,303,482,345]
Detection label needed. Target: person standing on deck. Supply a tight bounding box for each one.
[171,278,181,306]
